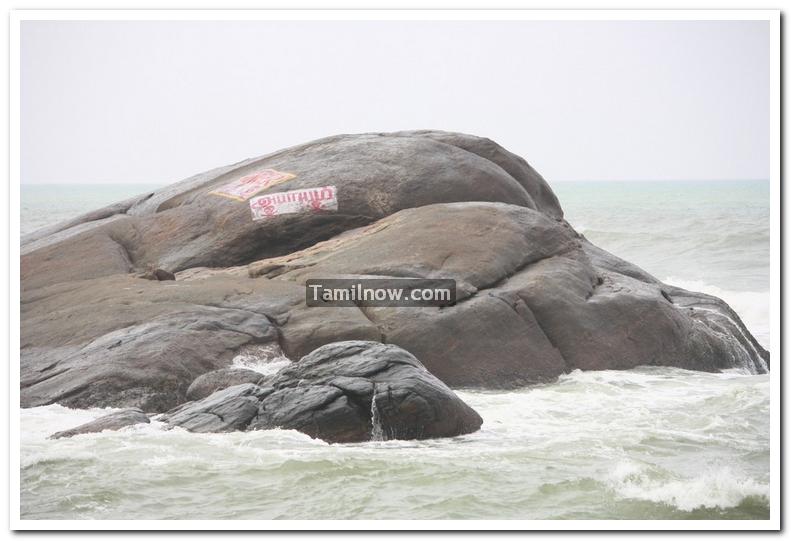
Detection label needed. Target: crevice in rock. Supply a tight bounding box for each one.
[106,232,137,270]
[326,382,374,425]
[454,245,579,306]
[489,293,568,370]
[584,276,603,301]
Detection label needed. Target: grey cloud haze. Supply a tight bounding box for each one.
[21,19,768,184]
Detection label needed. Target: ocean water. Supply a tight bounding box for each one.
[19,180,771,521]
[20,184,164,238]
[553,180,770,348]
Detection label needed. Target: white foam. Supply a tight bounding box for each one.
[606,461,768,512]
[20,366,769,519]
[664,276,769,349]
[231,343,292,376]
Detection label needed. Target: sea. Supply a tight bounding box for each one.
[19,180,771,521]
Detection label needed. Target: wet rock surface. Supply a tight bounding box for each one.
[20,131,768,414]
[160,383,270,433]
[50,408,150,439]
[161,341,483,443]
[186,368,268,401]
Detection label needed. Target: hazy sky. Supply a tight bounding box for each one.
[21,19,769,184]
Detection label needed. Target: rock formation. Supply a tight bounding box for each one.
[21,131,769,422]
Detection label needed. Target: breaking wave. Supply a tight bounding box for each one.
[21,367,769,520]
[606,461,768,513]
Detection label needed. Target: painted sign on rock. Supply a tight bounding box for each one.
[209,169,296,201]
[250,186,338,220]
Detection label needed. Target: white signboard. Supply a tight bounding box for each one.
[250,186,338,220]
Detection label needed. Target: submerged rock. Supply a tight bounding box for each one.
[20,131,768,412]
[50,408,150,439]
[162,341,483,443]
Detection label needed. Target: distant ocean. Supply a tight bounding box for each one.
[19,180,770,520]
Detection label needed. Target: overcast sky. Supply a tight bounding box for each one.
[21,19,768,184]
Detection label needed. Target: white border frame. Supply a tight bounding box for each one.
[8,9,781,531]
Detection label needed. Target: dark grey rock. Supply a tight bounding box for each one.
[160,383,272,433]
[21,302,280,412]
[252,341,485,442]
[186,368,266,401]
[49,408,150,439]
[163,341,483,443]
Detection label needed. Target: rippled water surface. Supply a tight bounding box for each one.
[20,180,771,520]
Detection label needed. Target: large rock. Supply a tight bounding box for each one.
[248,202,769,382]
[21,131,561,291]
[49,408,150,439]
[20,131,769,412]
[161,341,483,443]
